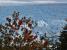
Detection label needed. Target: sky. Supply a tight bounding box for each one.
[0,0,67,5]
[0,0,67,1]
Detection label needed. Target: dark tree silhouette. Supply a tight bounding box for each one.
[59,24,67,50]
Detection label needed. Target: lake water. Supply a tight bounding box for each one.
[0,3,67,38]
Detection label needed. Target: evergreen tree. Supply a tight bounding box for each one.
[59,24,67,50]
